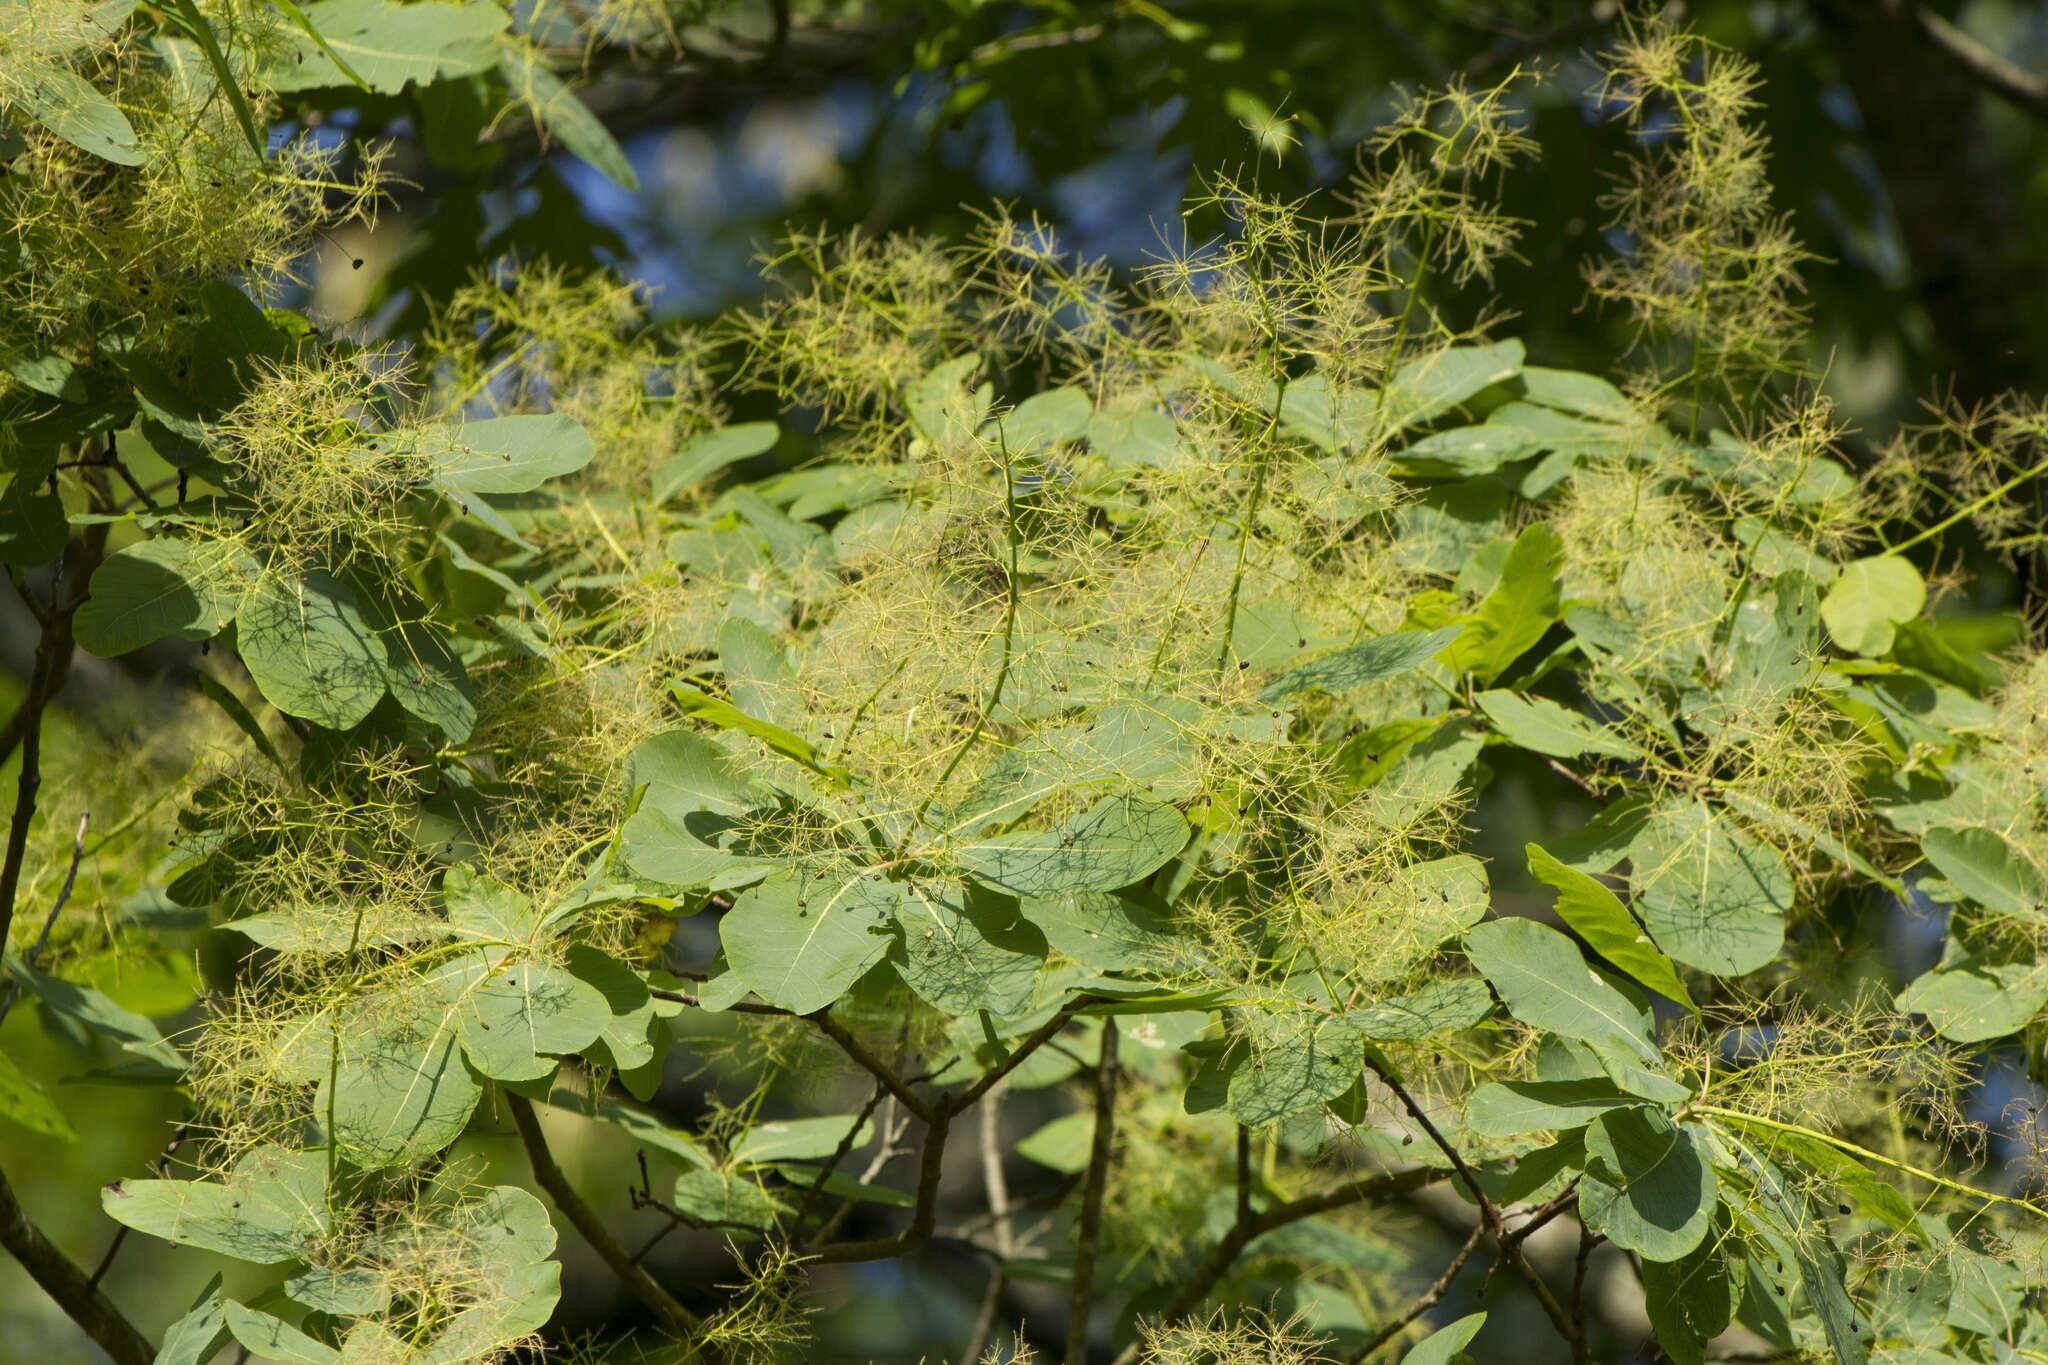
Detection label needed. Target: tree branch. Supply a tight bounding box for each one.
[0,1165,154,1365]
[1066,1023,1118,1365]
[1907,2,2048,119]
[1108,1164,1447,1365]
[956,1083,1015,1365]
[0,810,86,1028]
[0,522,141,1365]
[809,1008,938,1124]
[506,1094,703,1336]
[1368,1060,1580,1348]
[1350,1220,1485,1362]
[810,1111,952,1264]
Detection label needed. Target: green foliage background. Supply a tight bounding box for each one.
[5,4,2048,1365]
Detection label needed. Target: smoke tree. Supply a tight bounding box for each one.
[2,6,2045,1364]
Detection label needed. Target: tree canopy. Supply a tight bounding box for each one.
[4,5,2048,1365]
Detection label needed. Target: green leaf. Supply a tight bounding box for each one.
[19,66,145,164]
[1396,424,1541,478]
[1944,1247,2026,1339]
[1465,1078,1637,1137]
[667,681,852,786]
[436,957,609,1081]
[0,472,67,567]
[988,387,1091,452]
[0,1046,74,1140]
[1017,1112,1096,1172]
[1578,1108,1718,1261]
[596,1097,715,1171]
[284,1265,391,1316]
[1023,889,1176,970]
[236,569,387,729]
[1440,522,1563,682]
[1463,918,1659,1064]
[268,0,372,89]
[76,538,253,656]
[152,1276,230,1365]
[719,867,895,1014]
[890,880,1046,1017]
[1226,1015,1366,1127]
[1526,844,1693,1010]
[1819,555,1924,656]
[730,1113,872,1165]
[1739,1128,1919,1236]
[1340,978,1494,1041]
[565,945,665,1071]
[192,672,289,774]
[101,1145,328,1263]
[1085,408,1182,469]
[958,792,1189,898]
[718,616,800,728]
[420,413,594,494]
[618,804,768,891]
[1628,802,1791,975]
[374,609,475,741]
[223,1303,338,1365]
[500,50,639,191]
[1723,1138,1865,1365]
[1519,366,1631,420]
[1382,340,1524,429]
[672,1169,789,1232]
[623,727,768,817]
[1919,825,2044,917]
[1404,854,1489,932]
[262,0,509,93]
[1477,691,1639,760]
[160,0,265,157]
[1403,1311,1486,1365]
[1261,625,1463,701]
[655,422,779,501]
[321,1006,481,1167]
[1641,1213,1744,1365]
[4,955,183,1072]
[951,699,1200,834]
[767,1161,913,1206]
[1895,959,2048,1043]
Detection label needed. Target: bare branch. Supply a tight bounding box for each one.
[506,1094,703,1336]
[0,1166,154,1365]
[1349,1220,1485,1362]
[1108,1164,1447,1365]
[1908,3,2048,119]
[1066,1024,1118,1365]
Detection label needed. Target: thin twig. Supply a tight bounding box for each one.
[0,811,87,1029]
[1570,1224,1599,1365]
[810,1009,939,1123]
[1350,1221,1486,1361]
[1907,2,2048,118]
[792,1078,890,1228]
[87,1120,186,1291]
[1367,1060,1581,1347]
[0,518,145,1365]
[1066,1024,1118,1365]
[0,1166,154,1365]
[811,1111,953,1264]
[956,1083,1015,1365]
[1108,1164,1447,1365]
[506,1094,702,1335]
[646,985,791,1017]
